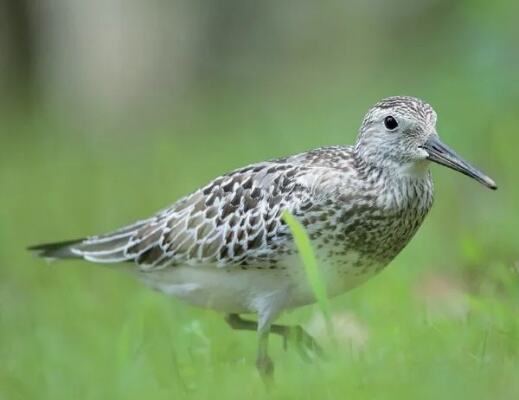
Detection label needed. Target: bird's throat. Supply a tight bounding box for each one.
[395,159,430,178]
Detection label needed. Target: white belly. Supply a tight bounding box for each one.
[136,250,383,315]
[138,266,291,313]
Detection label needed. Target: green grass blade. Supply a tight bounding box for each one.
[282,211,334,336]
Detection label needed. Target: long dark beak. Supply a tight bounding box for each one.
[420,136,497,190]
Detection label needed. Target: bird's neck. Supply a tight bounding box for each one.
[353,150,434,211]
[394,159,431,179]
[353,147,430,181]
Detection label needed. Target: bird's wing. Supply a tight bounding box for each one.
[56,160,325,271]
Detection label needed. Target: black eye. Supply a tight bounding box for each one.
[384,116,398,130]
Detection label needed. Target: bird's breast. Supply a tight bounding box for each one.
[300,177,433,289]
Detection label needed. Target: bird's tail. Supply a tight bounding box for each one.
[27,219,153,263]
[28,239,86,260]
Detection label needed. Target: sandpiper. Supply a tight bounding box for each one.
[30,96,497,379]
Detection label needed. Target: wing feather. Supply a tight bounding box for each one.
[32,158,336,270]
[29,146,357,267]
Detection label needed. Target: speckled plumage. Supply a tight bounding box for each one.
[30,96,496,379]
[70,146,432,271]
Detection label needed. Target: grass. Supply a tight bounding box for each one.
[1,86,519,399]
[282,211,332,325]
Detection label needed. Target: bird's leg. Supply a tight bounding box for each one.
[225,314,274,381]
[225,314,325,362]
[225,313,257,331]
[256,327,274,383]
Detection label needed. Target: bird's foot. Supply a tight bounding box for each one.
[256,353,275,386]
[276,325,326,362]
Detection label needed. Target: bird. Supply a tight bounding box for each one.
[29,96,497,380]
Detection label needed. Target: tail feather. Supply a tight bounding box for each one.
[28,218,161,264]
[29,230,141,263]
[28,239,85,259]
[78,235,134,254]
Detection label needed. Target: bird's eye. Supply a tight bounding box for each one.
[384,116,398,130]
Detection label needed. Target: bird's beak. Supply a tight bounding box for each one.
[420,135,497,190]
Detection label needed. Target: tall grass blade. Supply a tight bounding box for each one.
[282,211,334,337]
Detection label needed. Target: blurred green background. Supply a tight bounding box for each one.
[1,1,519,399]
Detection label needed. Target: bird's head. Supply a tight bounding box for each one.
[355,96,497,190]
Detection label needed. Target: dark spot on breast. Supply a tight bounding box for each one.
[300,202,313,211]
[343,224,355,235]
[339,209,355,223]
